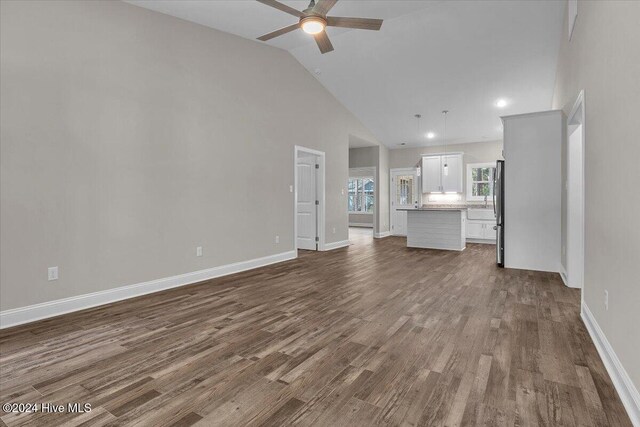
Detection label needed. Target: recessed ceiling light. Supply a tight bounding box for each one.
[426,132,435,139]
[496,99,508,108]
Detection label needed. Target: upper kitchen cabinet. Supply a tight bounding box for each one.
[421,156,442,192]
[441,154,463,192]
[421,154,463,193]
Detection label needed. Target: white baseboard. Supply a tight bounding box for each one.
[0,250,297,330]
[374,231,391,238]
[581,302,640,426]
[323,240,350,251]
[559,268,569,287]
[348,223,373,228]
[559,268,583,289]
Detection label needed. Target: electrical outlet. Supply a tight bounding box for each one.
[48,266,58,281]
[275,235,280,244]
[332,227,336,234]
[341,188,345,196]
[289,185,293,193]
[604,290,609,311]
[196,246,203,257]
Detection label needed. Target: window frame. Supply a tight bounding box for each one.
[348,176,375,214]
[466,162,496,201]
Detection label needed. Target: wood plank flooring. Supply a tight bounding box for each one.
[0,232,632,426]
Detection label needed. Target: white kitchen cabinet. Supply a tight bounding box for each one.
[466,221,485,239]
[466,220,496,242]
[441,154,463,193]
[484,223,497,240]
[421,156,442,193]
[421,154,463,193]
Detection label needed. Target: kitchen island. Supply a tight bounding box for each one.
[398,208,466,251]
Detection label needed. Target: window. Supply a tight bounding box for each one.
[348,177,374,213]
[466,163,496,201]
[394,175,414,206]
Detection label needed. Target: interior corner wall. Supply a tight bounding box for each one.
[552,0,640,391]
[377,146,390,234]
[0,0,381,312]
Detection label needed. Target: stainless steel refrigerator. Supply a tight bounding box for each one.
[493,160,504,267]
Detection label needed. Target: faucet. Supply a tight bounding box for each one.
[484,195,488,208]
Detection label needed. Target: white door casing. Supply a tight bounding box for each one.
[567,125,584,288]
[567,91,585,289]
[296,154,318,250]
[390,168,418,236]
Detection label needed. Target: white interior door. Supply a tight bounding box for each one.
[391,170,418,236]
[567,125,584,288]
[297,154,317,250]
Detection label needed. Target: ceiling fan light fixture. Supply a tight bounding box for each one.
[301,16,326,35]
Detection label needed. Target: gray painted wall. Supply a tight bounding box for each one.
[552,0,640,388]
[348,213,373,227]
[0,0,380,311]
[349,147,378,169]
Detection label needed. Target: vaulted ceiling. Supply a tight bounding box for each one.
[126,0,565,148]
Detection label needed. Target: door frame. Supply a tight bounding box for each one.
[390,167,419,236]
[565,90,585,291]
[294,145,326,254]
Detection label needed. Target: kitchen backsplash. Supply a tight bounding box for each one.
[424,193,494,206]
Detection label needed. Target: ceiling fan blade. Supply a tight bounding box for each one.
[326,16,383,30]
[257,23,300,41]
[314,31,334,54]
[256,0,304,18]
[313,0,338,16]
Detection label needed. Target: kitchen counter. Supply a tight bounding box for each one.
[397,207,466,211]
[402,209,466,251]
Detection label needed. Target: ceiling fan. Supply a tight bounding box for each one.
[256,0,383,54]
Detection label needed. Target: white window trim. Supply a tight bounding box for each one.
[466,162,496,201]
[348,176,375,214]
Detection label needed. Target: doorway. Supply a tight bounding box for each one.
[566,90,585,289]
[295,146,325,252]
[390,168,419,236]
[348,167,375,242]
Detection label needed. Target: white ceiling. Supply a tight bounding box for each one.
[126,0,565,148]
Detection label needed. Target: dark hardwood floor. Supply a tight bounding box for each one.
[0,233,632,426]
